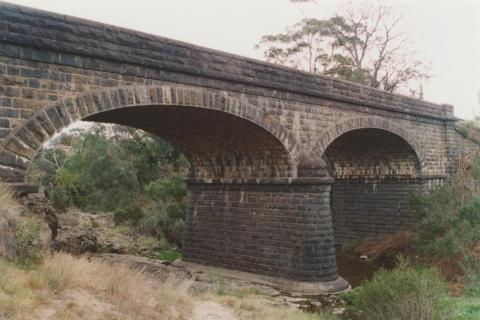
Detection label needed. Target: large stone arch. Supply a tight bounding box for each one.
[0,84,301,183]
[308,116,426,175]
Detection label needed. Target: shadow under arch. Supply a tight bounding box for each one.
[306,116,425,244]
[306,116,426,175]
[0,84,301,183]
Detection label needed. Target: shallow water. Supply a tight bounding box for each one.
[279,247,384,313]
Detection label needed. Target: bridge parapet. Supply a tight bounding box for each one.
[0,1,453,123]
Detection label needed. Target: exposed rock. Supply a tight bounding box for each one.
[52,211,162,256]
[20,193,58,240]
[52,228,98,254]
[92,253,192,280]
[0,189,54,260]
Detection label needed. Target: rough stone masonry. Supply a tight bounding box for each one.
[0,2,477,292]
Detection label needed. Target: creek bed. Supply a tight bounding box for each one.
[279,247,384,313]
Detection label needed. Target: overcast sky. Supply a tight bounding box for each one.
[5,0,480,119]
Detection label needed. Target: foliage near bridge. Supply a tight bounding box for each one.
[28,124,189,247]
[342,257,453,320]
[410,150,480,280]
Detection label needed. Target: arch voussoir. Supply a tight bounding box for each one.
[53,102,72,128]
[0,165,26,183]
[133,87,150,105]
[0,84,301,182]
[4,136,35,160]
[0,147,29,170]
[24,118,50,148]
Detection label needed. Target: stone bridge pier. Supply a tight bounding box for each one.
[0,2,478,293]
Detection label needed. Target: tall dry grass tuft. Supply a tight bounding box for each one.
[41,252,93,292]
[0,262,46,319]
[0,183,24,262]
[0,183,21,217]
[101,262,151,314]
[151,275,193,320]
[39,252,193,319]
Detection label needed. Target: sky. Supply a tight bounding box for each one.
[4,0,480,119]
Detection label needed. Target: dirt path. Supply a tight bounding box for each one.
[37,292,238,320]
[191,301,237,320]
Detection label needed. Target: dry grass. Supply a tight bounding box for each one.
[43,252,194,319]
[0,183,23,261]
[41,253,93,292]
[200,272,338,320]
[217,294,338,320]
[0,183,22,217]
[0,262,47,319]
[0,186,190,318]
[0,252,194,320]
[149,275,193,319]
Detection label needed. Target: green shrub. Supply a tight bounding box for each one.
[113,203,145,225]
[153,250,182,262]
[463,273,480,298]
[452,297,480,320]
[13,217,45,267]
[143,175,187,247]
[50,184,73,212]
[343,257,453,320]
[410,151,480,274]
[411,194,480,272]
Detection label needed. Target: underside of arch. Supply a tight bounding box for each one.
[85,105,295,180]
[305,116,425,175]
[312,118,425,244]
[324,128,421,179]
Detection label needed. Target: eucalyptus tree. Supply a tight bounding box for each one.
[256,0,429,96]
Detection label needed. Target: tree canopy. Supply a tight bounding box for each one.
[256,0,429,96]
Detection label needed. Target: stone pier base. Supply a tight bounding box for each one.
[182,177,348,293]
[179,260,350,295]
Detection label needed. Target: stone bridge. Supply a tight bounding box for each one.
[0,2,477,292]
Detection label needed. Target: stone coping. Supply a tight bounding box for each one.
[184,177,335,185]
[333,174,448,181]
[184,174,446,185]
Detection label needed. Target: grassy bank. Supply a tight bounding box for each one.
[0,253,193,320]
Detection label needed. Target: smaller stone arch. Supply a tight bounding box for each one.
[0,84,301,182]
[306,116,426,175]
